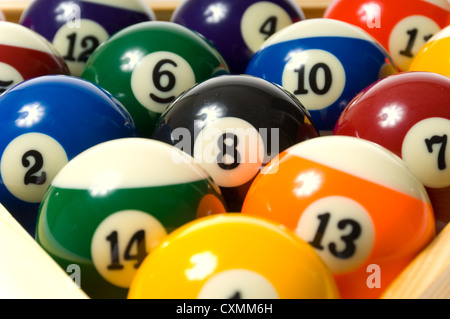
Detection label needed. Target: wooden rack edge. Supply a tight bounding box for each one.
[0,1,332,23]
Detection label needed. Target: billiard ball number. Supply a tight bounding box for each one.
[197,269,279,299]
[1,133,68,203]
[91,209,167,288]
[193,117,265,188]
[0,63,23,94]
[54,19,109,75]
[402,118,450,188]
[282,49,346,112]
[296,196,375,274]
[131,51,196,114]
[390,16,440,71]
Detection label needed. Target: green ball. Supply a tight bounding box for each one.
[81,21,229,137]
[36,138,227,299]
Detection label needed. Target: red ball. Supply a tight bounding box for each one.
[334,71,450,231]
[324,0,450,71]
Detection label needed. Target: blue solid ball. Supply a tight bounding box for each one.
[0,74,138,236]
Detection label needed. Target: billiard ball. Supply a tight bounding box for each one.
[409,25,450,77]
[171,0,305,74]
[19,0,156,76]
[0,21,69,94]
[334,71,450,232]
[0,75,138,236]
[245,18,397,134]
[128,213,339,299]
[241,135,435,299]
[323,0,450,71]
[36,138,227,299]
[151,74,319,211]
[81,21,229,138]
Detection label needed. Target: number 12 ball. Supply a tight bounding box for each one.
[19,0,156,76]
[171,0,305,74]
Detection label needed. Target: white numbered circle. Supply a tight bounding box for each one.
[295,196,375,274]
[193,117,265,188]
[1,133,68,203]
[91,210,167,288]
[282,49,346,111]
[131,51,196,114]
[389,15,441,71]
[241,2,293,52]
[53,19,109,76]
[402,117,450,188]
[0,62,24,93]
[197,269,279,299]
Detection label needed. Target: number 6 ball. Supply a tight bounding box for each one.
[82,21,229,137]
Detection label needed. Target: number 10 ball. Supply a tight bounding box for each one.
[246,19,397,133]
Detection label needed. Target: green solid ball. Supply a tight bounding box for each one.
[81,21,229,137]
[36,138,227,299]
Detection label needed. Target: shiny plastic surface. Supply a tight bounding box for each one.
[324,0,450,71]
[0,21,69,93]
[242,135,435,299]
[171,0,305,74]
[36,138,227,299]
[246,18,397,133]
[128,214,339,299]
[334,71,450,231]
[82,21,229,138]
[19,0,156,76]
[151,74,319,211]
[409,25,450,77]
[0,75,138,236]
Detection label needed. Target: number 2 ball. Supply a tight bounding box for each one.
[242,135,435,299]
[324,0,450,71]
[19,0,156,76]
[246,18,397,133]
[0,75,138,236]
[171,0,305,74]
[334,71,450,232]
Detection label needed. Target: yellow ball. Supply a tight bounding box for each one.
[128,214,339,299]
[409,25,450,77]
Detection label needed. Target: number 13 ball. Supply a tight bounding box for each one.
[171,0,305,75]
[242,135,435,299]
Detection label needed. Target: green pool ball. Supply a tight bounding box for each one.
[36,138,227,299]
[81,21,229,137]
